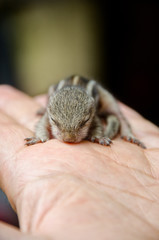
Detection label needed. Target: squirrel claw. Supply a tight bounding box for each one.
[89,136,112,146]
[24,137,42,146]
[121,135,146,149]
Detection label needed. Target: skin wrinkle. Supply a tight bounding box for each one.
[32,176,85,232]
[110,146,154,178]
[128,165,159,204]
[18,170,159,233]
[92,180,157,202]
[144,150,159,179]
[29,189,52,233]
[136,191,159,232]
[77,149,159,223]
[137,199,151,219]
[23,177,123,232]
[130,169,159,201]
[143,150,157,178]
[85,183,158,234]
[16,142,158,209]
[103,187,159,235]
[18,171,118,231]
[42,141,108,177]
[35,201,53,234]
[117,161,153,179]
[18,167,158,209]
[17,181,42,232]
[15,146,84,192]
[18,174,90,232]
[137,197,159,232]
[94,142,155,180]
[37,193,108,233]
[79,167,159,206]
[77,158,159,204]
[70,153,114,183]
[34,183,80,231]
[98,185,159,236]
[63,177,159,235]
[14,144,159,235]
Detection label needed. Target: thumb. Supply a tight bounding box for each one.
[0,222,47,240]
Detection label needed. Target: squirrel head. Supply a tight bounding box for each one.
[47,86,96,143]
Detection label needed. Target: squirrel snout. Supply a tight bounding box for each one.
[62,132,76,143]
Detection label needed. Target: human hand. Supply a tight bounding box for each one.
[0,85,159,240]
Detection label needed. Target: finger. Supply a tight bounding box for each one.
[0,221,46,240]
[0,110,32,146]
[0,110,33,210]
[0,110,32,171]
[0,85,42,131]
[34,94,47,107]
[0,110,32,169]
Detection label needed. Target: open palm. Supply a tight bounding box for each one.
[0,85,159,240]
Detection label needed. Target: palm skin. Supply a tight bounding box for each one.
[0,85,159,240]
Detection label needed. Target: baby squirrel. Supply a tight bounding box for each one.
[25,75,146,148]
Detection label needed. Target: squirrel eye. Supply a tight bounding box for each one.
[51,117,60,128]
[51,117,57,124]
[80,117,90,127]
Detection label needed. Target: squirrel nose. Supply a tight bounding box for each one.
[63,132,76,142]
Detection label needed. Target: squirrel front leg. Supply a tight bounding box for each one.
[87,116,112,146]
[25,113,50,145]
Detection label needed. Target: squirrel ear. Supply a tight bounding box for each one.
[48,85,56,96]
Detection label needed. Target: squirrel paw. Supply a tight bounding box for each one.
[24,137,47,146]
[89,136,112,146]
[121,135,146,149]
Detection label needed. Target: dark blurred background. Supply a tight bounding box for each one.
[0,0,158,227]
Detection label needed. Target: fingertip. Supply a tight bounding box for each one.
[34,94,47,107]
